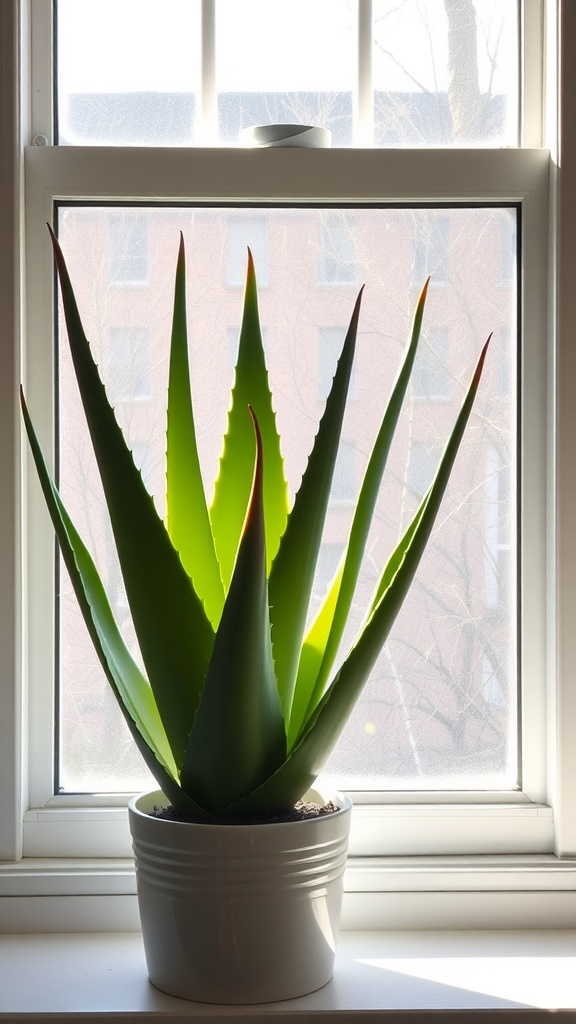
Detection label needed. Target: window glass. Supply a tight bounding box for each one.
[373,0,519,146]
[216,0,355,146]
[108,327,152,404]
[109,215,149,286]
[412,327,451,401]
[320,213,358,284]
[412,213,451,286]
[55,0,519,148]
[408,439,442,498]
[56,0,201,145]
[485,445,512,610]
[226,215,269,286]
[319,327,358,401]
[228,325,267,365]
[331,440,358,505]
[56,202,517,793]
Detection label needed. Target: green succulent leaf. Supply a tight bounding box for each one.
[227,338,490,814]
[166,234,224,627]
[25,227,490,820]
[288,280,430,745]
[181,409,287,812]
[269,288,363,723]
[49,227,215,770]
[20,387,177,783]
[209,250,288,592]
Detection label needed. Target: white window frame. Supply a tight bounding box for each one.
[3,0,576,932]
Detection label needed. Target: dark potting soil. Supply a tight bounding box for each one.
[149,800,339,826]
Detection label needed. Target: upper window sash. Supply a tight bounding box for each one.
[21,145,550,858]
[29,0,539,150]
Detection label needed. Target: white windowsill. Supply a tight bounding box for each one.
[4,853,576,933]
[0,930,575,1020]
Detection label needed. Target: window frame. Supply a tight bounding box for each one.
[107,214,150,288]
[22,144,549,852]
[3,0,576,932]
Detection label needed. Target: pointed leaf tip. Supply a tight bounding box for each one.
[248,403,261,443]
[245,247,255,282]
[245,405,264,533]
[470,335,491,388]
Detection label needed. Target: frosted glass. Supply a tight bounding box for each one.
[373,0,519,145]
[215,0,356,146]
[56,0,201,145]
[56,204,517,793]
[55,0,518,148]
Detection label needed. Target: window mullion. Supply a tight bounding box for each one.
[355,0,373,146]
[201,0,217,144]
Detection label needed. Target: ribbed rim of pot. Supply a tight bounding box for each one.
[128,785,352,829]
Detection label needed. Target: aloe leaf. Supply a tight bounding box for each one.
[209,250,288,591]
[22,388,214,820]
[288,281,430,744]
[21,387,176,779]
[364,486,430,624]
[49,227,214,769]
[268,289,363,721]
[166,234,224,626]
[181,409,286,812]
[228,339,490,813]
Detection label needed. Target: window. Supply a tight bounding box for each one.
[372,0,519,146]
[228,325,267,365]
[485,446,512,611]
[4,0,575,931]
[216,0,355,146]
[319,213,357,284]
[411,327,451,401]
[312,542,346,607]
[412,212,451,287]
[108,327,151,403]
[318,326,358,402]
[407,440,439,499]
[226,214,269,286]
[496,325,514,397]
[330,439,358,505]
[54,201,519,799]
[109,215,149,286]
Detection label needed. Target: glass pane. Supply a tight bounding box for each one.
[216,0,356,146]
[56,0,201,145]
[55,0,518,149]
[56,204,517,793]
[373,0,519,145]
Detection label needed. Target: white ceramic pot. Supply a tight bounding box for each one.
[128,786,352,1004]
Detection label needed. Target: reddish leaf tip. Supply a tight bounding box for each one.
[247,405,263,463]
[419,277,431,304]
[472,335,492,385]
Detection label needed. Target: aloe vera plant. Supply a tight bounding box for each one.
[21,227,489,821]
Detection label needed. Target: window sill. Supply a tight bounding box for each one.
[0,930,575,1020]
[3,854,576,933]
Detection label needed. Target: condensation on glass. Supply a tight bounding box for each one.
[55,0,519,147]
[56,204,518,793]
